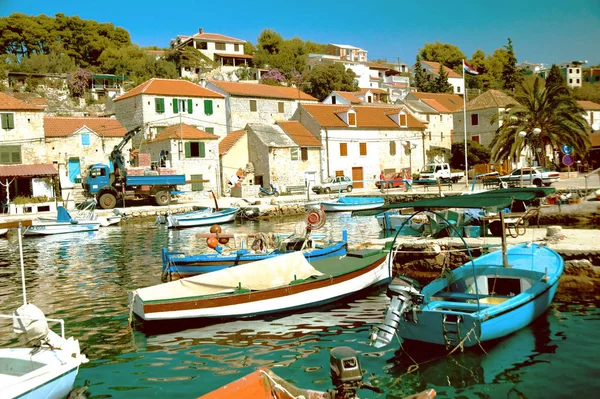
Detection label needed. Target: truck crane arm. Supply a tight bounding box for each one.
[110,126,141,180]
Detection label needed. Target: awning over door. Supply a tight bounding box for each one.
[0,164,58,178]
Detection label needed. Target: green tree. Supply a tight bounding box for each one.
[301,63,358,101]
[413,55,429,92]
[450,141,491,171]
[571,82,600,104]
[490,77,590,166]
[419,41,465,70]
[545,64,569,95]
[501,38,521,92]
[433,62,453,93]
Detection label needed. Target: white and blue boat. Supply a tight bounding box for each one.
[165,207,239,229]
[320,196,384,212]
[369,187,564,350]
[23,206,100,236]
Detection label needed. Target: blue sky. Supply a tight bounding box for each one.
[1,0,599,66]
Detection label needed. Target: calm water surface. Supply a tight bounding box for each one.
[0,212,598,399]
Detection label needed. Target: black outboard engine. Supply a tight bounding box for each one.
[370,276,423,348]
[328,346,381,399]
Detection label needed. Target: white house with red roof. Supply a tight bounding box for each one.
[206,80,318,133]
[420,61,464,95]
[295,104,427,185]
[170,28,252,81]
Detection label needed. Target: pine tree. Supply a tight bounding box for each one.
[434,63,453,93]
[413,55,429,92]
[502,38,522,92]
[545,64,569,96]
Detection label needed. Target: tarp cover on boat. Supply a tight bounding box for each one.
[136,251,324,301]
[353,187,555,217]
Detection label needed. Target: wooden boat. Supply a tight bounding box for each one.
[198,346,436,399]
[0,222,88,399]
[23,206,100,236]
[165,207,239,228]
[161,230,348,280]
[369,187,565,350]
[320,196,384,212]
[130,248,392,323]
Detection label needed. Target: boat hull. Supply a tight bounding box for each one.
[166,208,238,228]
[162,241,348,278]
[0,347,80,399]
[23,221,100,236]
[132,250,392,322]
[321,198,385,212]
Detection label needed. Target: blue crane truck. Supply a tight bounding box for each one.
[82,127,187,209]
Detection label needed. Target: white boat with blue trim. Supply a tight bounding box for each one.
[165,206,239,229]
[23,206,100,236]
[320,196,385,212]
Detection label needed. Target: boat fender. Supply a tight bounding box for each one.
[12,303,49,345]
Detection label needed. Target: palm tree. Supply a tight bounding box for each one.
[490,77,591,168]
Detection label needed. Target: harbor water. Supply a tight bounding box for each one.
[0,212,598,398]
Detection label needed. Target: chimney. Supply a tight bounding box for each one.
[198,28,203,34]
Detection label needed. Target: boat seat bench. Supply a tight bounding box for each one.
[431,291,511,301]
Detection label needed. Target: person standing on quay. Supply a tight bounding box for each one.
[379,171,386,193]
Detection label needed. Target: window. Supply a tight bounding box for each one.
[331,96,337,104]
[457,86,461,93]
[1,113,15,129]
[569,69,573,73]
[340,143,348,157]
[569,79,573,84]
[301,147,308,161]
[399,113,407,127]
[191,174,204,191]
[187,99,193,114]
[389,141,396,156]
[250,100,257,112]
[81,133,90,147]
[155,98,165,113]
[359,142,367,156]
[278,102,284,113]
[205,127,214,134]
[172,98,185,113]
[185,142,206,158]
[234,44,240,52]
[215,42,226,51]
[471,113,479,126]
[291,147,299,160]
[472,135,480,143]
[204,99,213,115]
[348,113,356,126]
[0,145,21,164]
[367,95,372,103]
[577,79,580,84]
[199,42,208,50]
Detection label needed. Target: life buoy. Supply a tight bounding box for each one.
[499,181,508,189]
[306,208,326,230]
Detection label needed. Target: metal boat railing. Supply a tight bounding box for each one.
[0,314,66,340]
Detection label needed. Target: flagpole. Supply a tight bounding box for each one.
[462,60,469,188]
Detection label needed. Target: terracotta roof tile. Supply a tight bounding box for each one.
[214,53,253,59]
[44,117,127,138]
[209,81,317,101]
[0,164,57,177]
[461,90,518,112]
[590,134,600,147]
[114,78,224,102]
[411,92,463,113]
[277,121,321,147]
[577,100,600,110]
[0,92,45,111]
[193,32,245,44]
[151,124,219,143]
[301,104,426,129]
[366,62,389,69]
[422,61,462,79]
[333,91,362,104]
[219,129,246,155]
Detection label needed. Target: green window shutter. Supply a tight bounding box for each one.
[7,114,14,129]
[205,127,214,134]
[173,98,179,113]
[159,98,165,112]
[0,114,6,129]
[191,174,204,191]
[187,99,193,114]
[204,100,213,115]
[184,142,191,158]
[199,142,205,158]
[155,98,161,113]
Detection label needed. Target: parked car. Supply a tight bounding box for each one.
[312,176,353,194]
[419,163,464,183]
[376,172,408,189]
[498,167,560,187]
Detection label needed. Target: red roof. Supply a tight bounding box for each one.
[411,92,464,113]
[44,117,127,137]
[209,81,317,101]
[422,61,462,79]
[332,91,362,104]
[214,53,253,59]
[114,78,224,102]
[151,124,219,142]
[0,164,57,178]
[277,121,321,147]
[219,129,246,155]
[577,100,600,110]
[301,104,426,129]
[192,32,245,44]
[0,92,44,111]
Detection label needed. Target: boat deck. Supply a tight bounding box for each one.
[310,248,386,277]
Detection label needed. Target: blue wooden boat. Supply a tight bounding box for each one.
[161,230,348,280]
[320,196,384,212]
[165,207,239,229]
[368,187,564,350]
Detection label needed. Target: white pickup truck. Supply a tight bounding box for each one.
[419,163,464,183]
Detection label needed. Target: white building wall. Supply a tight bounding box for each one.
[453,108,503,147]
[226,97,310,132]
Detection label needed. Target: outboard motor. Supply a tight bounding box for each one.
[370,277,423,348]
[328,346,381,399]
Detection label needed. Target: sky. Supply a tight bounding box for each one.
[1,0,599,66]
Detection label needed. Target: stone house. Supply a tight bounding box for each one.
[112,78,226,158]
[452,89,518,148]
[296,104,427,186]
[44,116,129,183]
[402,92,463,160]
[143,123,220,192]
[421,61,464,95]
[219,129,250,189]
[246,121,321,190]
[206,80,318,134]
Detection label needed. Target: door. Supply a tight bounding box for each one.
[68,158,81,183]
[352,167,364,189]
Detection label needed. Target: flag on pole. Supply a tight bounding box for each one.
[463,60,479,75]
